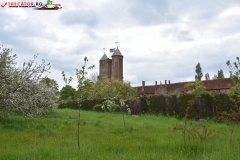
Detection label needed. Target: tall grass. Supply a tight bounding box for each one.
[0,109,239,160]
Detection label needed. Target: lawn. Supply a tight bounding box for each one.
[0,109,240,160]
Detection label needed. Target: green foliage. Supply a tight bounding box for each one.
[218,96,240,145]
[226,57,240,85]
[58,99,104,111]
[195,62,203,81]
[61,71,73,85]
[93,96,131,127]
[59,85,76,100]
[218,69,225,78]
[227,57,240,98]
[229,85,240,98]
[75,56,95,104]
[184,81,208,95]
[90,78,138,100]
[173,121,222,145]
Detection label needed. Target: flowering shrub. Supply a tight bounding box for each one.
[0,46,57,117]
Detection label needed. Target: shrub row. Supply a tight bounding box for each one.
[58,93,239,120]
[58,99,105,112]
[139,93,238,120]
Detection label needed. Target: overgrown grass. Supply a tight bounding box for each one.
[0,109,240,160]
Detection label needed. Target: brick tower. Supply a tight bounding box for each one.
[99,52,112,80]
[99,47,123,81]
[111,46,123,81]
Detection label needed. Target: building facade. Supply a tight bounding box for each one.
[99,47,233,95]
[99,47,123,81]
[134,78,234,96]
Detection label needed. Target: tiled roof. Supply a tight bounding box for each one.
[202,78,234,90]
[134,78,234,95]
[100,53,108,61]
[135,85,158,95]
[112,48,123,57]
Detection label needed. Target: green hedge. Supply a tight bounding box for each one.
[58,99,104,111]
[58,93,238,121]
[137,93,237,120]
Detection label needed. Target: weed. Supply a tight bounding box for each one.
[94,120,103,127]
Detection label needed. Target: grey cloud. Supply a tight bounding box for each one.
[60,10,99,27]
[127,0,178,25]
[176,31,194,42]
[161,28,194,42]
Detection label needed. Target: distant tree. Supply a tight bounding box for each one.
[205,73,210,80]
[195,63,203,81]
[226,57,240,97]
[184,81,208,95]
[59,85,76,100]
[90,78,138,100]
[226,57,240,85]
[218,69,225,78]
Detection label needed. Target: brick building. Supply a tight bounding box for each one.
[98,48,233,95]
[99,47,123,81]
[134,78,234,96]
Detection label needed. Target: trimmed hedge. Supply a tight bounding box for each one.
[58,93,238,121]
[58,99,105,111]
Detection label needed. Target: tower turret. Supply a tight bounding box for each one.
[99,53,112,80]
[111,47,123,81]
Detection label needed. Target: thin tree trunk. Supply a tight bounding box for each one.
[78,106,80,150]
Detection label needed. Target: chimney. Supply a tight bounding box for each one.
[155,81,157,95]
[168,80,170,85]
[165,80,167,95]
[142,81,145,87]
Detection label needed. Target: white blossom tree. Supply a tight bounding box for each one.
[0,45,58,117]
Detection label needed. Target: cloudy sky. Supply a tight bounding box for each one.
[1,0,240,90]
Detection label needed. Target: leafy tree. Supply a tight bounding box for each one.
[184,81,208,95]
[60,71,76,100]
[195,63,203,81]
[226,57,240,97]
[0,45,57,117]
[59,85,76,100]
[218,69,225,78]
[226,57,240,85]
[205,73,210,80]
[62,57,94,150]
[90,78,138,100]
[93,95,131,128]
[61,71,73,85]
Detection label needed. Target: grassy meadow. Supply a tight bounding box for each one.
[0,109,240,160]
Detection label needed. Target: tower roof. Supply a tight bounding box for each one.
[112,48,123,57]
[100,53,108,61]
